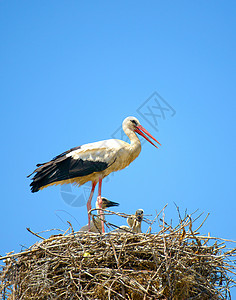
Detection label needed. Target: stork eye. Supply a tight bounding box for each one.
[131,120,138,126]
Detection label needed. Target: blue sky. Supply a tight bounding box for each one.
[1,0,236,295]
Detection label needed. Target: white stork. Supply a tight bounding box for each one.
[78,197,119,233]
[28,116,161,233]
[113,209,144,233]
[127,209,144,233]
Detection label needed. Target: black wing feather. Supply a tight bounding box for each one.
[28,148,109,193]
[52,146,81,160]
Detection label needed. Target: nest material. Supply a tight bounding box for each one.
[1,209,236,300]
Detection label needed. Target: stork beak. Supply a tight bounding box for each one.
[107,200,119,208]
[135,125,161,148]
[102,198,120,208]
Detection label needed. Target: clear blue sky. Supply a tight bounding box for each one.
[1,0,236,295]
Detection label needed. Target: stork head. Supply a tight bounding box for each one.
[96,197,119,210]
[122,116,161,148]
[135,209,144,222]
[127,208,144,231]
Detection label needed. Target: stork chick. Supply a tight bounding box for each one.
[79,197,119,233]
[127,209,144,233]
[113,209,144,233]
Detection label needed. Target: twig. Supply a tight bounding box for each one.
[26,228,45,240]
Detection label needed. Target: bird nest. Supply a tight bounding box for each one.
[1,207,236,300]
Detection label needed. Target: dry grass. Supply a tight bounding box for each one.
[1,207,236,299]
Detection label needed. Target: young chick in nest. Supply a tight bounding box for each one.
[113,209,144,233]
[79,197,119,233]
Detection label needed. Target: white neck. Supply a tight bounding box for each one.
[123,127,141,149]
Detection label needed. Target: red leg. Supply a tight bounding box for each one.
[86,181,96,231]
[97,178,105,233]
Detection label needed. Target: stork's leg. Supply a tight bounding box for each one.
[97,178,105,233]
[86,181,97,231]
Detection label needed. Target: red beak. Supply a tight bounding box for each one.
[135,125,161,148]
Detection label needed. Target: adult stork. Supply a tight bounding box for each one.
[28,116,161,233]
